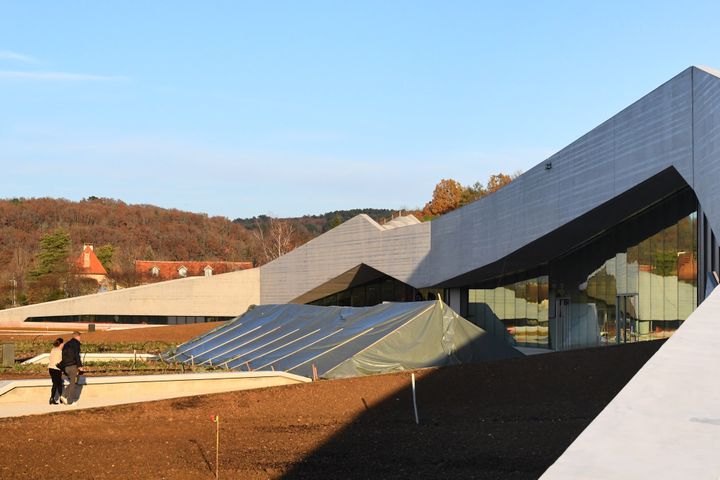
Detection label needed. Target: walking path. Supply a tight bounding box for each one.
[541,287,720,479]
[0,371,310,418]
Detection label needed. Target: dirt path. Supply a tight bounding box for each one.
[0,341,662,479]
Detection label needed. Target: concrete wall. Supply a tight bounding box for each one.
[0,371,310,418]
[259,214,431,304]
[693,66,720,234]
[259,66,720,296]
[0,268,260,325]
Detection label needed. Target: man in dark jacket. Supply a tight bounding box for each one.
[59,331,83,405]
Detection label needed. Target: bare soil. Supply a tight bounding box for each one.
[0,340,662,479]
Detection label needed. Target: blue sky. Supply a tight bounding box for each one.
[1,1,719,219]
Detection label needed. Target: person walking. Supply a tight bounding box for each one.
[48,338,64,405]
[59,331,83,405]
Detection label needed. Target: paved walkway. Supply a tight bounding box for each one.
[1,395,177,418]
[0,371,310,419]
[541,287,720,479]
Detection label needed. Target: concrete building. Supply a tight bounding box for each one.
[2,65,719,353]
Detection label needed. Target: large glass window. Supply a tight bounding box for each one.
[468,275,550,348]
[468,187,698,350]
[552,188,697,349]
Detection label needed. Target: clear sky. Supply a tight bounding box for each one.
[1,1,719,219]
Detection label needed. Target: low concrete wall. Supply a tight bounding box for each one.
[0,268,260,326]
[0,371,310,417]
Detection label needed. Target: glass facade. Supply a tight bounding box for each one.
[469,188,698,350]
[468,276,549,348]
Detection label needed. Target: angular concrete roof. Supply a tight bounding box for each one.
[428,66,720,286]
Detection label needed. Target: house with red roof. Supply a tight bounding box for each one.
[75,244,112,289]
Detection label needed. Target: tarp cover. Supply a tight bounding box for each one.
[167,300,522,379]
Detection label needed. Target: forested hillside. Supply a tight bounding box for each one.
[0,198,406,307]
[0,172,517,308]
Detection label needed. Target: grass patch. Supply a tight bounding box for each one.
[12,340,175,359]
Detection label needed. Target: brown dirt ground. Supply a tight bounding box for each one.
[0,340,662,480]
[0,322,222,344]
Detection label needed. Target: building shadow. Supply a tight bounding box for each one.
[281,339,664,479]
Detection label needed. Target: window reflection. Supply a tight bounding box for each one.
[468,275,550,348]
[468,187,698,350]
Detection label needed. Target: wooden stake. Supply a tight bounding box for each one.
[214,415,220,479]
[411,373,419,425]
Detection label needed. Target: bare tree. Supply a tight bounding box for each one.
[10,244,32,290]
[253,217,297,264]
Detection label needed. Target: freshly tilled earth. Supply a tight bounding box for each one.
[0,340,662,479]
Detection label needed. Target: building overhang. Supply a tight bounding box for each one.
[435,166,693,288]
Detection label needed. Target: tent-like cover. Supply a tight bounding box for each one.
[166,300,522,379]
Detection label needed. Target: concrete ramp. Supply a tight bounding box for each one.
[0,371,310,418]
[541,287,720,479]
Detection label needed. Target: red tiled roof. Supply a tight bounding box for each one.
[76,245,108,275]
[134,260,253,281]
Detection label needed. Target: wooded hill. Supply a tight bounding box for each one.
[0,198,402,307]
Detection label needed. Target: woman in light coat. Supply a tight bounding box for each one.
[48,338,64,405]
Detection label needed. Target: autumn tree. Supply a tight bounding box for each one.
[422,172,521,219]
[486,173,513,194]
[422,179,463,217]
[459,181,486,206]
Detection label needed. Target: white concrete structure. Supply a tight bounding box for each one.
[0,268,259,325]
[541,286,720,479]
[0,371,310,418]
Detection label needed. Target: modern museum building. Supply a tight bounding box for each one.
[3,66,720,354]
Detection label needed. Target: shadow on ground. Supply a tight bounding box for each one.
[281,340,664,479]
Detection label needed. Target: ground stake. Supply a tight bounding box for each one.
[411,373,419,425]
[212,414,220,479]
